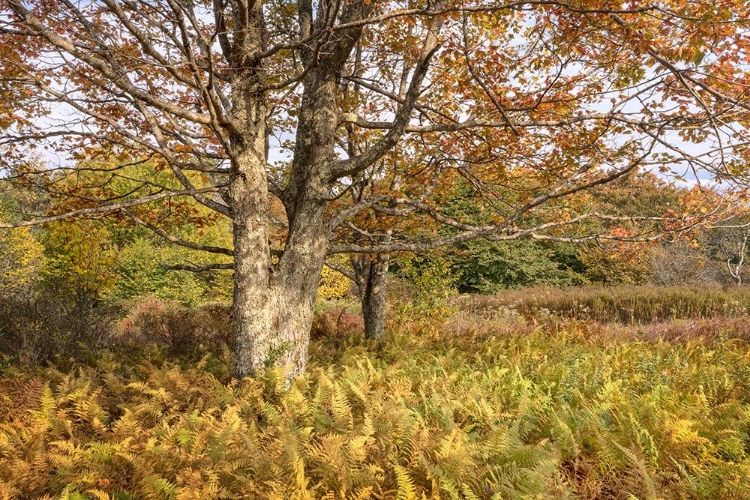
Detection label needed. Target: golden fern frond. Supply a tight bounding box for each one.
[140,475,178,500]
[393,465,418,500]
[84,489,110,500]
[346,486,374,500]
[34,384,56,425]
[0,479,20,500]
[460,484,481,500]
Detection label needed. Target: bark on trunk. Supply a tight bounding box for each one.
[353,253,389,340]
[270,201,329,377]
[266,37,362,373]
[231,141,330,379]
[230,131,273,378]
[230,68,350,379]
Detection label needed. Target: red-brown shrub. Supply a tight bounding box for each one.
[113,296,232,353]
[310,308,363,340]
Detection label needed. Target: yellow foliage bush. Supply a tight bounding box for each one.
[42,221,119,300]
[0,223,43,296]
[317,265,352,301]
[391,256,457,336]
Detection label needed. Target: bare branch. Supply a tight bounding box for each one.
[161,262,233,272]
[125,210,233,255]
[0,187,220,228]
[324,260,356,282]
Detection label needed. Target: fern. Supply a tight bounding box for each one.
[393,465,418,500]
[0,312,748,498]
[613,441,658,500]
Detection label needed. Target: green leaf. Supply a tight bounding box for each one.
[693,50,705,66]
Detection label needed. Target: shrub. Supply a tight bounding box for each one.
[391,256,457,335]
[41,221,119,305]
[310,308,364,340]
[114,296,232,354]
[650,241,723,286]
[109,237,213,307]
[0,224,44,297]
[317,265,353,301]
[0,292,118,366]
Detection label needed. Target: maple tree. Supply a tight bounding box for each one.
[1,0,749,378]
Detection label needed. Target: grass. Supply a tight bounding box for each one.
[0,288,748,499]
[459,285,750,324]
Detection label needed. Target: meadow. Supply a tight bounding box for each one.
[0,286,749,499]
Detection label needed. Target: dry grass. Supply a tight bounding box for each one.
[458,285,750,324]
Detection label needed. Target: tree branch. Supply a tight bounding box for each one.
[0,187,220,228]
[161,262,233,272]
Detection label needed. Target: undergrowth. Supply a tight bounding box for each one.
[1,317,748,499]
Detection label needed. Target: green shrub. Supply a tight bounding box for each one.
[109,237,227,307]
[391,256,458,336]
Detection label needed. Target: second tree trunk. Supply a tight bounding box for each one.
[353,253,389,340]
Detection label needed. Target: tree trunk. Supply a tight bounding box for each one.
[231,65,338,378]
[230,2,368,379]
[232,197,328,380]
[230,142,331,378]
[353,253,390,340]
[270,200,329,377]
[228,16,276,378]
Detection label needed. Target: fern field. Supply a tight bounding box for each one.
[1,315,749,499]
